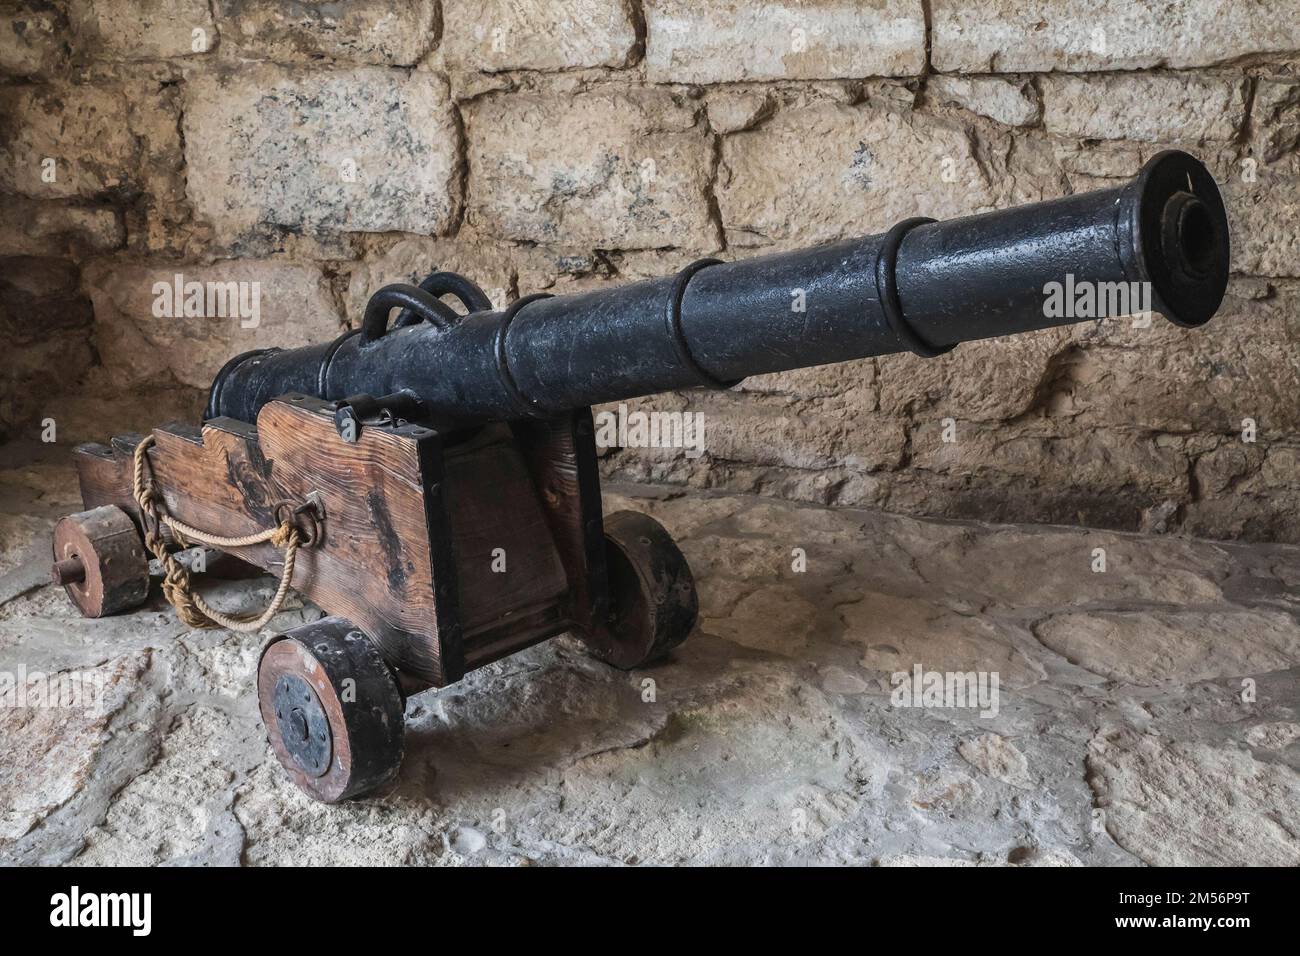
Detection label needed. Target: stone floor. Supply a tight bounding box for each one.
[2,440,1299,867]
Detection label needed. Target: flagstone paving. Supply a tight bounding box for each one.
[2,443,1297,866]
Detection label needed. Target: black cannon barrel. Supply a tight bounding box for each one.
[207,149,1229,427]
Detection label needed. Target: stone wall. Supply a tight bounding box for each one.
[2,0,1298,542]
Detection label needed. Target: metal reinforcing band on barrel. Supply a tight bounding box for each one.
[205,347,278,421]
[318,328,361,399]
[495,293,555,418]
[666,258,741,390]
[875,217,954,359]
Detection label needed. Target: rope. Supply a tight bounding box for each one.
[131,435,311,633]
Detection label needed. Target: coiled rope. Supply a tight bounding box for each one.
[132,435,312,632]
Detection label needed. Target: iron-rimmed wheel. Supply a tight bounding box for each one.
[584,510,698,670]
[51,505,149,618]
[257,617,405,802]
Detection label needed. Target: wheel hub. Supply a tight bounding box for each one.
[273,674,332,777]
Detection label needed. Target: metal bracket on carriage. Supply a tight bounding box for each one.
[332,391,427,444]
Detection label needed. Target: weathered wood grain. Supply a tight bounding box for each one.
[71,395,607,688]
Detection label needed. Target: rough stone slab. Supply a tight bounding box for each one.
[72,705,247,865]
[737,356,877,402]
[0,653,149,844]
[878,327,1069,423]
[1035,609,1300,684]
[704,583,819,655]
[0,81,179,201]
[717,103,997,247]
[958,733,1034,789]
[72,0,215,60]
[1088,728,1300,866]
[901,422,1192,517]
[1244,721,1300,750]
[344,234,598,320]
[842,592,1046,688]
[1040,74,1247,144]
[553,668,889,861]
[442,0,636,72]
[347,236,516,319]
[932,0,1300,73]
[643,0,926,83]
[0,514,47,578]
[15,378,204,447]
[81,258,342,390]
[685,393,903,471]
[1007,294,1300,435]
[184,66,460,240]
[877,849,1081,867]
[705,89,775,134]
[0,0,67,75]
[1,256,96,432]
[598,387,903,494]
[1225,172,1300,277]
[0,196,123,257]
[1252,78,1300,164]
[605,454,886,511]
[465,90,715,250]
[928,75,1040,127]
[213,0,437,66]
[1185,442,1300,543]
[904,521,1228,610]
[1,255,92,342]
[2,323,97,435]
[885,282,1298,442]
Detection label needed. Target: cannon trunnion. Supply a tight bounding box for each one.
[55,150,1232,801]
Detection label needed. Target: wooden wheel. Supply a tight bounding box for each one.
[51,505,150,618]
[257,617,405,802]
[583,510,698,670]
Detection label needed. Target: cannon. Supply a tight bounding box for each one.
[54,150,1230,801]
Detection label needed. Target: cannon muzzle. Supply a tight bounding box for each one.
[208,149,1229,428]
